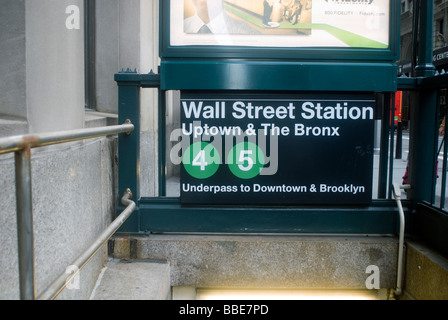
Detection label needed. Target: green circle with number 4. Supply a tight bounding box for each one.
[183,142,220,179]
[227,142,264,179]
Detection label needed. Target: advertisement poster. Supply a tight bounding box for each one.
[170,0,390,48]
[178,92,376,205]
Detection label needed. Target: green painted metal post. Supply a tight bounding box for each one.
[158,89,166,197]
[388,93,396,199]
[378,94,391,199]
[409,0,437,204]
[414,1,436,78]
[116,71,141,232]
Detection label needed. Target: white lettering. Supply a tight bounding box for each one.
[179,304,214,317]
[300,101,374,120]
[182,101,226,119]
[232,102,296,120]
[253,184,307,193]
[295,124,340,137]
[320,184,365,194]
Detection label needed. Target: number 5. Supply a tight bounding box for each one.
[238,150,253,172]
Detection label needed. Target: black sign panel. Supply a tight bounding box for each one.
[179,92,376,205]
[433,46,448,67]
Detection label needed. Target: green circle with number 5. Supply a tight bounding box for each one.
[227,142,264,179]
[183,142,220,179]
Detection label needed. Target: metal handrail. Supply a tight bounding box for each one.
[37,189,136,300]
[0,121,134,155]
[0,122,135,300]
[392,183,411,297]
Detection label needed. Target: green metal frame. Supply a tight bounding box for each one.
[160,60,397,92]
[415,203,448,257]
[395,0,448,257]
[114,0,401,235]
[114,68,406,235]
[114,1,448,253]
[139,198,408,235]
[400,70,448,258]
[159,0,399,92]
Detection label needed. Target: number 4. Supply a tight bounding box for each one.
[192,150,208,171]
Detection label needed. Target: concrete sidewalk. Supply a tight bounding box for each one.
[372,153,409,199]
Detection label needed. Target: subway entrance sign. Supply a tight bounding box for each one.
[179,92,376,205]
[114,0,401,234]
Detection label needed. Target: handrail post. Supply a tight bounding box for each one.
[115,71,142,232]
[15,146,36,300]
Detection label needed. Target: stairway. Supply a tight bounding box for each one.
[90,234,399,300]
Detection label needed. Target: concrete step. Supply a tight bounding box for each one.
[89,258,171,300]
[89,236,448,300]
[109,234,399,291]
[401,241,448,300]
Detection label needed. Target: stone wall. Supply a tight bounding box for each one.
[0,136,117,299]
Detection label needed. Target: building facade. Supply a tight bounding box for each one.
[400,0,448,75]
[0,0,160,300]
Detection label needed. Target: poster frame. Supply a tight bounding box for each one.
[160,0,400,61]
